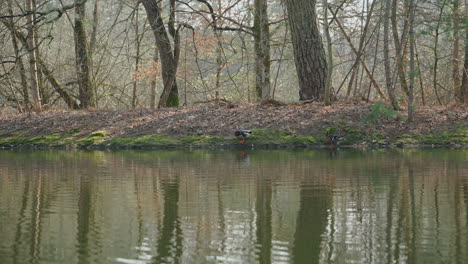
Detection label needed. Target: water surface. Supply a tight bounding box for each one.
[0,149,467,264]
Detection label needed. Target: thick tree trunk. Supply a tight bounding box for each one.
[285,0,327,101]
[384,0,400,110]
[254,0,271,100]
[74,0,96,108]
[26,0,42,112]
[141,0,179,107]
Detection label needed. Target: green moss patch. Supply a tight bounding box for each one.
[76,131,107,147]
[0,134,73,147]
[109,134,224,147]
[394,130,468,146]
[246,129,317,145]
[323,126,364,145]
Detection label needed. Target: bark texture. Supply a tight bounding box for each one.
[384,0,400,110]
[26,0,42,111]
[74,0,95,108]
[452,0,461,102]
[253,0,271,100]
[141,0,179,107]
[461,10,468,104]
[285,0,327,101]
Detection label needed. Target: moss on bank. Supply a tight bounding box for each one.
[0,128,466,149]
[394,129,468,146]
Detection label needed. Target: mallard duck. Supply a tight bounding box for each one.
[327,135,339,146]
[235,130,252,143]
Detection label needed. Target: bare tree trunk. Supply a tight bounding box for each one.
[384,0,399,110]
[331,10,386,99]
[132,5,141,109]
[25,0,42,112]
[452,0,462,102]
[7,0,29,110]
[31,0,48,106]
[433,0,446,105]
[254,0,271,100]
[2,20,80,109]
[150,47,159,110]
[214,0,223,102]
[285,0,327,101]
[415,42,426,106]
[408,0,415,122]
[89,0,99,54]
[74,0,95,108]
[462,4,468,104]
[391,0,409,97]
[141,0,179,108]
[323,0,332,105]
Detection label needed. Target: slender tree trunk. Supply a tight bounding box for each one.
[254,0,271,100]
[214,0,223,102]
[150,48,159,110]
[408,0,415,122]
[132,6,141,109]
[415,42,426,106]
[344,0,376,99]
[31,0,48,106]
[74,0,95,108]
[25,0,42,112]
[285,0,327,101]
[462,4,468,104]
[323,0,332,105]
[141,0,179,107]
[384,0,400,110]
[7,0,29,110]
[391,0,410,97]
[89,0,99,54]
[433,0,446,105]
[331,9,385,99]
[2,20,80,109]
[452,0,462,102]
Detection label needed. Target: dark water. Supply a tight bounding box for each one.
[0,149,467,264]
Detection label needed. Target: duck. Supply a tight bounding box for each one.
[235,130,252,143]
[327,135,339,146]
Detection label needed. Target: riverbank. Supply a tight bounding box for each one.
[1,102,466,149]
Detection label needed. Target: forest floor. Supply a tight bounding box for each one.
[0,101,467,149]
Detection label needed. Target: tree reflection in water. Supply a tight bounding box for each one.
[0,149,466,264]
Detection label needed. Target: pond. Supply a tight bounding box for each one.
[0,149,467,264]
